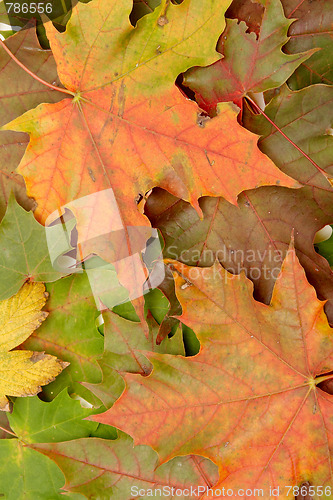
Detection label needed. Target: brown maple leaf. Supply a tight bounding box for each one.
[1,0,298,247]
[0,24,63,219]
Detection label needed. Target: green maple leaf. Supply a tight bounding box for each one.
[0,440,66,499]
[84,311,184,408]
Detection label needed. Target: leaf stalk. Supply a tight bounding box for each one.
[0,38,75,96]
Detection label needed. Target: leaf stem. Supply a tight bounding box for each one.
[245,95,333,184]
[0,424,16,437]
[0,38,75,96]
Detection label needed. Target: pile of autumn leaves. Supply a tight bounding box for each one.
[0,0,333,497]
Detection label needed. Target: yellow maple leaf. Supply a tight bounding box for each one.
[0,282,68,411]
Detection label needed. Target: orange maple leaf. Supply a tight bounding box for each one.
[94,243,333,496]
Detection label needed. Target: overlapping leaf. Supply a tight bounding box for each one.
[33,433,219,499]
[183,0,311,112]
[145,185,333,324]
[0,196,67,300]
[148,271,183,343]
[224,0,264,36]
[0,24,63,218]
[95,247,333,494]
[0,0,332,496]
[0,281,67,410]
[282,0,333,88]
[0,2,16,40]
[8,389,98,443]
[103,309,185,373]
[0,439,66,499]
[243,84,333,188]
[2,0,299,245]
[21,268,182,405]
[84,311,185,408]
[20,272,104,403]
